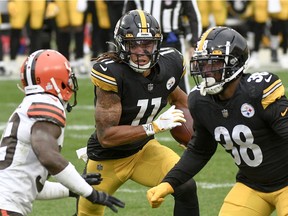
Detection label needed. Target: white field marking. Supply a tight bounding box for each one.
[197,182,234,189]
[66,125,95,130]
[0,123,7,131]
[74,105,94,110]
[117,182,234,193]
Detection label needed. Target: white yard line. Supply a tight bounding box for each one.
[118,182,234,193]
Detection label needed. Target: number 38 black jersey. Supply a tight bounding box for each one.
[188,72,288,192]
[87,48,186,160]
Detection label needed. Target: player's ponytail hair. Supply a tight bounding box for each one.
[92,51,123,63]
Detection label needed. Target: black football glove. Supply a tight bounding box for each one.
[86,190,125,213]
[69,173,103,198]
[82,173,103,185]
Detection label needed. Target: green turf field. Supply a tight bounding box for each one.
[0,70,287,216]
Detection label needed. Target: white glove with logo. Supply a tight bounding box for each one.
[143,105,186,136]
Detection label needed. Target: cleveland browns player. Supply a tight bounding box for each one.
[0,50,124,216]
[77,9,199,216]
[147,26,288,215]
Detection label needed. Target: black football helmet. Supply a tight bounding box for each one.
[190,26,249,95]
[114,9,162,73]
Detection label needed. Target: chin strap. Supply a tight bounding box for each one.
[50,77,77,112]
[50,77,64,102]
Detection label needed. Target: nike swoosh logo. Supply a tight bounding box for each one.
[100,64,107,71]
[264,75,272,82]
[281,107,288,117]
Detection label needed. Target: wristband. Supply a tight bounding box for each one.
[142,123,155,136]
[53,163,93,197]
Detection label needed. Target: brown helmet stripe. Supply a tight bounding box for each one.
[24,50,44,86]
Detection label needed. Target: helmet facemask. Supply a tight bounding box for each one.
[191,52,245,96]
[121,39,161,73]
[51,69,79,112]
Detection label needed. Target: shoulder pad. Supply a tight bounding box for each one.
[159,47,182,57]
[27,101,66,127]
[246,72,285,109]
[90,59,118,93]
[159,47,185,77]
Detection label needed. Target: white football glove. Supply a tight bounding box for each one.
[143,105,186,135]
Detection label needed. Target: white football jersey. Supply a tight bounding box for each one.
[0,93,66,215]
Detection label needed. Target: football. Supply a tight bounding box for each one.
[170,107,194,147]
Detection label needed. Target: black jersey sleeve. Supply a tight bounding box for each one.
[162,130,217,189]
[162,89,218,189]
[90,61,118,93]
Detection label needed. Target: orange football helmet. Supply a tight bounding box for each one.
[20,49,78,111]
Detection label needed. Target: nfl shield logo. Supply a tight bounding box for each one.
[222,109,229,118]
[148,83,154,91]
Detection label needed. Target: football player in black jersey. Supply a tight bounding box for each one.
[147,26,288,215]
[77,9,199,216]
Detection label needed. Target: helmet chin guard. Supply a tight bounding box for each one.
[129,59,152,73]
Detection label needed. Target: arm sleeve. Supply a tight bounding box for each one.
[36,181,69,200]
[162,123,218,189]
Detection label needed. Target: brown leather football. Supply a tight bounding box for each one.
[170,107,194,147]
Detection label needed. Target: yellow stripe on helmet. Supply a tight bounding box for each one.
[137,10,148,33]
[197,27,216,51]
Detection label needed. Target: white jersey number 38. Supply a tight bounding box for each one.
[214,125,263,167]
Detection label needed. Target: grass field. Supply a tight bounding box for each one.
[0,69,287,216]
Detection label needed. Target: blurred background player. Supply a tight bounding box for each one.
[226,0,251,39]
[269,0,288,68]
[246,0,288,69]
[123,0,202,94]
[54,0,87,75]
[77,10,199,216]
[197,0,227,32]
[0,49,125,215]
[7,0,46,73]
[83,0,111,58]
[0,11,6,75]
